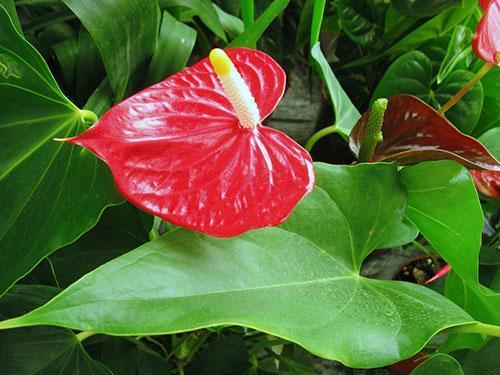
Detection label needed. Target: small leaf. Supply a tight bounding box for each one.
[410,353,463,375]
[310,42,361,137]
[0,163,474,368]
[472,0,500,65]
[437,25,473,84]
[350,95,500,170]
[65,48,314,237]
[335,0,383,47]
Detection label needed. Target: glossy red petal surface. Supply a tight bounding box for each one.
[479,0,491,10]
[472,0,500,65]
[67,48,314,237]
[471,169,500,197]
[349,95,500,171]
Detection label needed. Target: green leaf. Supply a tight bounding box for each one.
[393,0,461,18]
[473,69,500,137]
[410,353,463,375]
[400,160,483,290]
[0,285,111,375]
[26,203,152,288]
[335,0,383,47]
[145,10,196,86]
[0,163,473,368]
[0,5,121,297]
[343,0,475,68]
[62,0,159,100]
[87,336,170,375]
[437,25,473,84]
[479,128,500,159]
[214,4,244,39]
[461,338,500,374]
[310,42,361,138]
[371,50,483,133]
[185,336,251,375]
[228,0,290,48]
[0,0,21,35]
[159,0,226,42]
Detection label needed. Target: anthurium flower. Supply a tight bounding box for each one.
[61,48,314,237]
[472,0,500,65]
[425,264,451,284]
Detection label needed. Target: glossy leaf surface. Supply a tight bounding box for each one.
[350,95,500,170]
[0,163,473,368]
[311,42,361,137]
[474,69,500,136]
[62,0,159,100]
[472,0,500,65]
[0,6,121,296]
[400,161,484,289]
[66,48,314,237]
[371,51,483,133]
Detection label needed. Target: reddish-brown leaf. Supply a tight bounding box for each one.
[349,95,500,171]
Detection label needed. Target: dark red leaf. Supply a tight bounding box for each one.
[63,48,314,237]
[349,95,500,171]
[471,169,500,197]
[472,0,500,65]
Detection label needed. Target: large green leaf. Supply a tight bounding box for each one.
[400,161,483,289]
[0,6,121,297]
[311,42,361,137]
[63,0,159,100]
[0,163,473,368]
[145,10,196,86]
[0,285,111,374]
[371,50,483,133]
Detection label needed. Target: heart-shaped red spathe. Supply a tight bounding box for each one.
[472,0,500,65]
[470,170,500,197]
[66,48,315,237]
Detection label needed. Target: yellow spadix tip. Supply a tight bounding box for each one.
[209,48,232,76]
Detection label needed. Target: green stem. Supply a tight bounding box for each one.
[448,323,500,337]
[305,124,338,152]
[358,98,388,162]
[80,109,98,124]
[310,0,326,48]
[438,61,495,115]
[76,331,95,342]
[241,0,254,29]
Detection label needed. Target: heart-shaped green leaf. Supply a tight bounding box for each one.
[0,6,122,297]
[474,69,500,137]
[0,163,473,368]
[371,50,483,133]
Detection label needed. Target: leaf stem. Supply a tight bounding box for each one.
[241,0,254,29]
[448,322,500,337]
[75,331,95,342]
[438,61,495,115]
[305,124,338,152]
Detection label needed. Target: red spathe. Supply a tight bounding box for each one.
[66,48,315,237]
[472,0,500,65]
